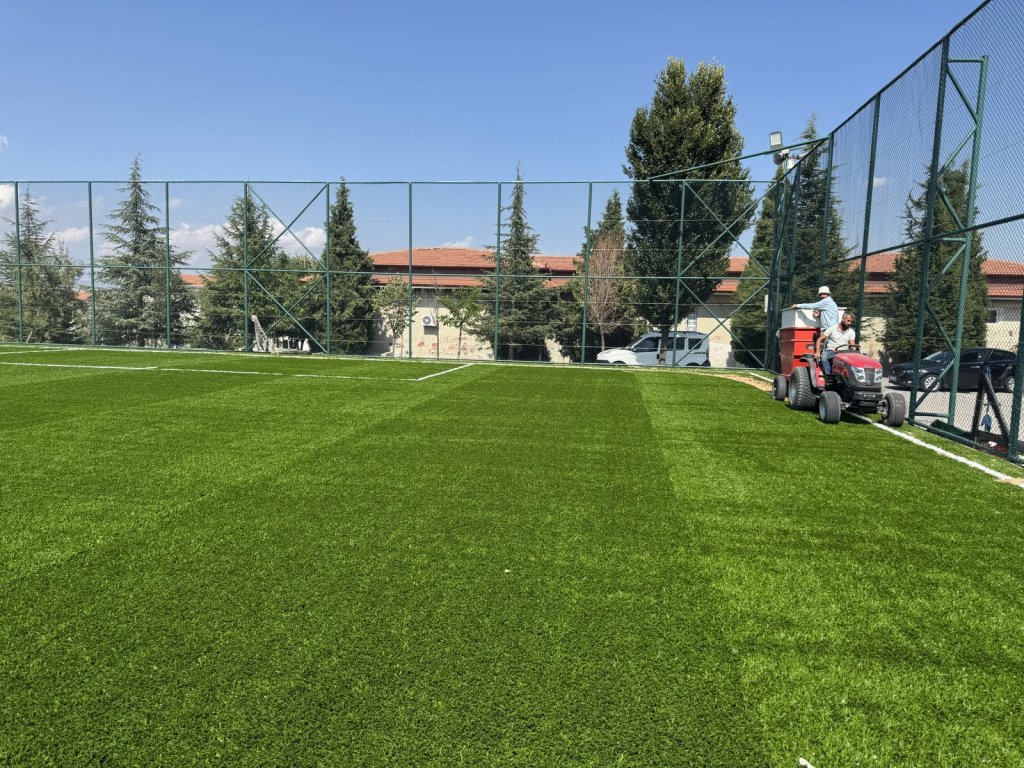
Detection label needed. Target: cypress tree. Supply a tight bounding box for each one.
[321,180,375,353]
[474,170,553,361]
[624,58,753,362]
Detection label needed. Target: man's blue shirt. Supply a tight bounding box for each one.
[795,296,839,329]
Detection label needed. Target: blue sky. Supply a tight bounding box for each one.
[0,0,981,184]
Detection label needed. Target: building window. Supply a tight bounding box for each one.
[988,309,998,323]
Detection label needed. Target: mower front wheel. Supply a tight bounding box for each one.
[879,392,906,427]
[772,374,787,401]
[818,391,842,424]
[787,367,816,411]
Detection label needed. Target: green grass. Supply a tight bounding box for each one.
[1,349,1022,766]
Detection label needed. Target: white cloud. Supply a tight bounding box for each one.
[269,219,326,255]
[0,135,8,152]
[440,236,475,248]
[54,226,91,244]
[873,176,888,189]
[296,226,326,252]
[170,222,223,252]
[169,197,183,210]
[0,184,13,212]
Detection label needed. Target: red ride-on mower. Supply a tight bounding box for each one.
[770,309,906,426]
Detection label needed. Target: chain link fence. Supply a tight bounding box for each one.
[766,0,1024,462]
[1,0,1021,461]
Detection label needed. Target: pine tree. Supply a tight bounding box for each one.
[625,58,753,361]
[883,162,987,363]
[473,170,554,361]
[0,190,84,343]
[780,118,857,308]
[191,192,291,349]
[552,190,637,361]
[320,180,375,353]
[97,156,194,346]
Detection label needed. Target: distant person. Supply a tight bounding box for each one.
[791,286,839,331]
[815,312,857,375]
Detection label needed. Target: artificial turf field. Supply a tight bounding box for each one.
[1,347,1022,767]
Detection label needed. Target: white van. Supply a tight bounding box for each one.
[596,331,710,367]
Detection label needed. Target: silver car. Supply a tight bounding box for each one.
[596,331,710,366]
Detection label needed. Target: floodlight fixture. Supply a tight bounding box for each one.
[769,131,784,150]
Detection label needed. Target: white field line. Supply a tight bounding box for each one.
[0,361,159,372]
[0,347,71,356]
[414,363,475,381]
[0,360,416,382]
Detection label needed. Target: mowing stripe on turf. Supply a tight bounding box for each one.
[0,359,438,382]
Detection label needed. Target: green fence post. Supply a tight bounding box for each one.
[164,182,172,348]
[493,182,502,361]
[819,135,835,287]
[325,182,331,355]
[14,182,24,343]
[785,167,802,309]
[88,181,98,345]
[856,97,881,338]
[580,182,593,363]
[672,181,687,366]
[407,182,414,359]
[764,178,787,371]
[243,182,250,351]
[945,55,988,425]
[910,37,951,421]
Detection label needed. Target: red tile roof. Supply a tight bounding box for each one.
[370,247,578,274]
[726,253,1023,299]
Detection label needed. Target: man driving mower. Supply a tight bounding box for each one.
[815,311,857,375]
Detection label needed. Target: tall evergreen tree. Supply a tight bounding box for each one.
[624,58,753,362]
[0,190,84,343]
[779,118,857,307]
[729,118,855,367]
[883,162,988,363]
[320,180,376,353]
[97,156,193,346]
[552,190,637,361]
[473,170,554,361]
[191,193,292,349]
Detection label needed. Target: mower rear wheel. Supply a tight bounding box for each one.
[879,392,906,427]
[787,367,815,411]
[771,374,787,401]
[818,391,842,424]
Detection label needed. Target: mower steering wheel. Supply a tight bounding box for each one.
[835,344,860,353]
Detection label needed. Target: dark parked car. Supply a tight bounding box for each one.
[889,347,1017,392]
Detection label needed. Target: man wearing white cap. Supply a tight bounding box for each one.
[791,286,839,331]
